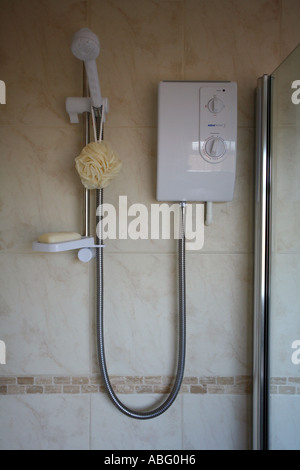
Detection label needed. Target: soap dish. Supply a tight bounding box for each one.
[32,236,102,253]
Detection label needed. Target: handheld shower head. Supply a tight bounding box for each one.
[71,28,100,61]
[71,28,102,108]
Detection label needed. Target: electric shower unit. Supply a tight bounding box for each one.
[157,80,237,203]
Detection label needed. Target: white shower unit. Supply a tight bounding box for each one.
[157,81,237,202]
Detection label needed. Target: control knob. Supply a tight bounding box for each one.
[207,97,224,113]
[205,137,226,159]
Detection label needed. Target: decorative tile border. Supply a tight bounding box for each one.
[270,377,300,395]
[0,374,252,395]
[1,375,298,396]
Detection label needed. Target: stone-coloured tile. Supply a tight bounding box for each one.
[0,126,83,252]
[183,394,251,450]
[91,392,182,450]
[0,253,89,375]
[0,0,87,127]
[184,0,281,127]
[91,0,184,128]
[0,395,90,450]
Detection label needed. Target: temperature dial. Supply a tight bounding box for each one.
[204,137,226,160]
[207,97,224,113]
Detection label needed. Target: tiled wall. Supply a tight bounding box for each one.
[0,0,300,450]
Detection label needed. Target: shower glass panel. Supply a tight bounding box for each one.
[253,44,300,450]
[268,44,300,450]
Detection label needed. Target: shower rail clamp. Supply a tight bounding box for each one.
[66,96,109,123]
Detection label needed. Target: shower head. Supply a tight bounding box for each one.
[71,28,100,61]
[71,28,102,108]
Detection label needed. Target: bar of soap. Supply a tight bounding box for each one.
[38,232,82,244]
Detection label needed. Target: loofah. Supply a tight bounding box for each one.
[75,140,122,190]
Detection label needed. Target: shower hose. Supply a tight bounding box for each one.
[95,190,186,420]
[94,111,186,419]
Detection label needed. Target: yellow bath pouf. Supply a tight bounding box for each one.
[75,140,122,190]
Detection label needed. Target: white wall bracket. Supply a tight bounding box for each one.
[66,96,109,123]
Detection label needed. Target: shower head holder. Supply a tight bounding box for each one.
[66,96,109,123]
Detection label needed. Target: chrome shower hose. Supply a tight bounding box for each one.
[95,190,186,420]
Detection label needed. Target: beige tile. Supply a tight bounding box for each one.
[91,252,252,378]
[0,126,84,252]
[184,0,281,127]
[281,0,300,59]
[269,254,300,377]
[91,392,182,450]
[0,395,90,450]
[0,0,88,127]
[91,252,178,376]
[91,0,184,127]
[0,253,89,375]
[271,127,300,253]
[185,253,252,377]
[183,394,251,449]
[269,396,300,449]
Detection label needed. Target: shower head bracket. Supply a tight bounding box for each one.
[66,96,109,123]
